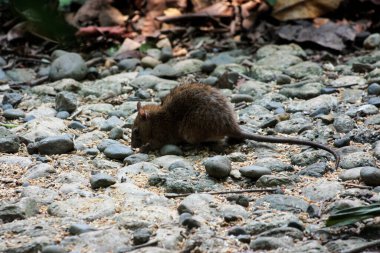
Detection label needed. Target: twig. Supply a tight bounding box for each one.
[86,57,103,67]
[68,107,83,120]
[341,183,372,189]
[165,188,278,198]
[123,240,159,252]
[342,239,380,253]
[9,76,49,89]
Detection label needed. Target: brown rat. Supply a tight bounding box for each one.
[131,83,340,169]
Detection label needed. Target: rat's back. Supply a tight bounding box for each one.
[161,83,240,143]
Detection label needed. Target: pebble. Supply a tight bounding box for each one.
[360,167,380,186]
[228,226,248,236]
[160,47,173,62]
[201,61,217,73]
[179,212,201,229]
[2,92,23,106]
[109,127,123,139]
[35,135,74,155]
[41,245,66,253]
[368,97,380,107]
[203,156,231,179]
[363,33,380,49]
[340,152,376,169]
[84,148,99,156]
[100,116,125,131]
[239,165,271,180]
[124,153,149,165]
[141,56,161,68]
[55,91,78,113]
[50,52,88,81]
[68,121,86,130]
[56,111,70,119]
[3,108,25,119]
[103,144,133,160]
[117,58,140,71]
[0,127,20,153]
[333,115,355,133]
[68,223,96,235]
[334,136,351,148]
[368,83,380,96]
[133,228,151,245]
[160,144,183,156]
[90,173,117,189]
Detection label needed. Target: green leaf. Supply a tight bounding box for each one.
[326,204,380,227]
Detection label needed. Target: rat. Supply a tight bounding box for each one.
[131,83,340,169]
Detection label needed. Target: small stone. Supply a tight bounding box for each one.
[228,226,248,236]
[321,87,338,94]
[298,162,327,178]
[69,121,86,130]
[36,135,74,155]
[339,167,362,181]
[0,198,39,223]
[124,153,149,165]
[41,245,66,253]
[3,108,25,119]
[160,47,173,62]
[203,156,231,179]
[2,92,23,106]
[109,127,123,140]
[103,144,133,160]
[133,228,151,245]
[141,56,161,68]
[160,144,183,156]
[239,165,271,180]
[55,91,77,113]
[333,115,355,133]
[50,52,88,81]
[201,61,217,73]
[56,111,70,119]
[135,89,151,99]
[84,148,99,156]
[352,63,374,73]
[90,173,117,189]
[100,116,125,131]
[179,213,201,229]
[368,97,380,107]
[117,58,140,71]
[276,74,291,85]
[68,223,96,235]
[334,136,351,148]
[97,139,120,152]
[368,83,380,95]
[363,33,380,49]
[256,175,293,187]
[360,167,380,186]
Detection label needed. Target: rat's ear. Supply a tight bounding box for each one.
[137,102,148,120]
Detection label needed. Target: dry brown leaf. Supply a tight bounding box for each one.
[272,0,342,21]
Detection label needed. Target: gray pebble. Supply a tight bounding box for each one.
[160,47,173,62]
[117,58,140,71]
[179,212,201,229]
[368,97,380,107]
[360,167,380,186]
[50,52,88,81]
[3,108,25,119]
[84,148,99,156]
[56,111,70,119]
[160,144,183,156]
[133,228,151,245]
[104,144,133,160]
[55,91,77,113]
[90,172,116,189]
[109,127,123,140]
[239,165,271,180]
[203,156,231,179]
[68,223,96,235]
[363,33,380,49]
[41,245,66,253]
[36,135,74,155]
[2,92,23,106]
[228,226,248,236]
[69,121,86,130]
[333,115,355,133]
[230,94,254,103]
[97,139,120,152]
[124,153,149,165]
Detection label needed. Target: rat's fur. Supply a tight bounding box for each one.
[131,83,340,169]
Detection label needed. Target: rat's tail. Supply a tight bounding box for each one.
[240,131,340,170]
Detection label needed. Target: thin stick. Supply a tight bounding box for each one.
[342,239,380,253]
[123,240,159,252]
[164,188,278,198]
[341,183,372,189]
